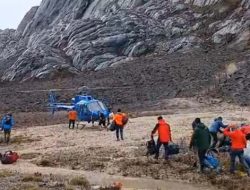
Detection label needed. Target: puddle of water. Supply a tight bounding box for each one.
[97,176,214,190]
[1,162,215,190]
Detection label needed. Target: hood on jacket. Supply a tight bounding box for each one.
[197,123,206,129]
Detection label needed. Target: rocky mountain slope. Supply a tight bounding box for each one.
[0,0,249,81]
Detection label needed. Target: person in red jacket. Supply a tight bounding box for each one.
[223,124,250,176]
[151,116,172,160]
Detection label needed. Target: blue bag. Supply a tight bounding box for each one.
[204,154,219,169]
[245,156,250,167]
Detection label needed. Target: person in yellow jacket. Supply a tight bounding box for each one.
[114,109,128,141]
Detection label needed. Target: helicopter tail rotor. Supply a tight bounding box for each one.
[48,91,57,115]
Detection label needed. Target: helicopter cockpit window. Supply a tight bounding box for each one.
[98,101,106,110]
[87,101,105,112]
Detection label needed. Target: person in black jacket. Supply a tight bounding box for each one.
[192,118,201,131]
[98,112,106,128]
[190,119,211,173]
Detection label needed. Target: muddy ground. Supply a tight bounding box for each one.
[0,99,250,190]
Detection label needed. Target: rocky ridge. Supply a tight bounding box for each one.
[0,0,249,81]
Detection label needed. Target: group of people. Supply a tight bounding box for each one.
[190,117,250,176]
[67,108,128,141]
[0,113,15,144]
[67,109,111,129]
[4,108,249,177]
[148,115,250,176]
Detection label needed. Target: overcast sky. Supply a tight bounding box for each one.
[0,0,42,29]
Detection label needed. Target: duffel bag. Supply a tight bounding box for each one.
[109,121,116,131]
[146,139,156,156]
[1,151,19,164]
[168,142,179,155]
[204,154,219,169]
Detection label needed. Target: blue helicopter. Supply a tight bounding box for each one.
[48,87,111,124]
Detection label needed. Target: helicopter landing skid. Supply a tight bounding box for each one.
[76,121,86,130]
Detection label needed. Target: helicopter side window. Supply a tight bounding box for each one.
[87,102,103,112]
[97,101,106,111]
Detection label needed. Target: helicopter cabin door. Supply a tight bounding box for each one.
[78,104,92,122]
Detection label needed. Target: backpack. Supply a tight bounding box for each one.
[5,119,11,125]
[168,142,180,155]
[0,151,19,164]
[122,114,128,126]
[146,139,156,156]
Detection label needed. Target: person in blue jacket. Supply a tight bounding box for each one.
[1,114,15,144]
[209,117,227,148]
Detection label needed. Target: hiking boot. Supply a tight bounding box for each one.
[193,162,197,168]
[198,169,204,174]
[117,139,120,141]
[247,170,250,177]
[163,159,170,164]
[230,171,235,175]
[198,166,205,174]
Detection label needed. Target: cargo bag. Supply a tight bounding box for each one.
[1,151,19,164]
[109,122,116,131]
[168,142,180,155]
[146,139,157,156]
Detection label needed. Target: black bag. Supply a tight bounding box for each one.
[218,145,230,153]
[109,122,116,131]
[146,139,157,156]
[221,137,231,146]
[168,142,179,155]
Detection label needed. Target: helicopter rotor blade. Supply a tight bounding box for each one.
[16,88,77,93]
[9,85,134,94]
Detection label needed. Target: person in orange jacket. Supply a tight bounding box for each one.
[223,124,250,176]
[114,109,127,141]
[151,116,172,160]
[68,108,77,129]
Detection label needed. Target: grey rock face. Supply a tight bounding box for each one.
[17,6,39,35]
[0,0,249,81]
